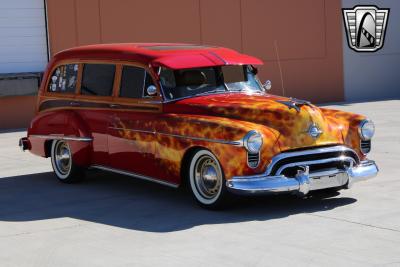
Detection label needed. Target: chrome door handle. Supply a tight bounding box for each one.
[70,101,80,107]
[109,104,120,108]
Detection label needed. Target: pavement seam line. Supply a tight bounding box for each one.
[307,213,400,233]
[0,223,89,239]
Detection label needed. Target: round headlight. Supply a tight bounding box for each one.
[359,120,375,140]
[244,131,263,153]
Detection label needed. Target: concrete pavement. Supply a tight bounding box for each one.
[0,100,399,266]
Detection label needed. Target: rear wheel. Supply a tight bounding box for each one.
[188,149,230,209]
[51,140,85,183]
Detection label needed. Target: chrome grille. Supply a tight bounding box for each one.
[265,145,360,177]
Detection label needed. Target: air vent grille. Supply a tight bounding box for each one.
[361,140,371,154]
[247,153,260,168]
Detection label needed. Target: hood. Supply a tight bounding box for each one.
[169,93,345,151]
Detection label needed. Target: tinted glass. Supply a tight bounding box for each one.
[120,66,145,98]
[81,64,115,96]
[120,66,156,98]
[48,64,78,93]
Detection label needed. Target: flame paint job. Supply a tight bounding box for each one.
[25,43,370,187]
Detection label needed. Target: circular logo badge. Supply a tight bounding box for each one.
[308,123,322,139]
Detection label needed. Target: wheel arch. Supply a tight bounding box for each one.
[156,113,280,184]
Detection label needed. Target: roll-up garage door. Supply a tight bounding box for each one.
[0,0,48,73]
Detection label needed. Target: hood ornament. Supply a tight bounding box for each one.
[276,98,312,112]
[308,123,323,139]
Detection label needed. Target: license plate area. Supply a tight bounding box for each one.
[309,172,349,191]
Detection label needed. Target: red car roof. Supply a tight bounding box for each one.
[53,43,263,69]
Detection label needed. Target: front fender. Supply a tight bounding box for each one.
[320,108,367,159]
[154,114,280,184]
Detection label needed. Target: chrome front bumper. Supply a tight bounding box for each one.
[227,160,378,195]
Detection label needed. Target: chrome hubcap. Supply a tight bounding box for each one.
[55,141,71,175]
[194,155,222,199]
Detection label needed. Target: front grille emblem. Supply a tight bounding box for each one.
[308,123,322,139]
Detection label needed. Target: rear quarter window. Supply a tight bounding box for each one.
[48,64,78,93]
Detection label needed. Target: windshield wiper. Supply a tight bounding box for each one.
[194,89,227,96]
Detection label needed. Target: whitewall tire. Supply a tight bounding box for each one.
[188,149,229,209]
[51,140,85,183]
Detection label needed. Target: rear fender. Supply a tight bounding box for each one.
[27,110,92,167]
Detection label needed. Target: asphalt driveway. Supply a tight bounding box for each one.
[0,100,399,266]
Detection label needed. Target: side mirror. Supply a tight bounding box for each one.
[263,80,272,91]
[146,85,157,96]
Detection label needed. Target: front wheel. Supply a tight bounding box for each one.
[51,140,85,183]
[188,149,230,209]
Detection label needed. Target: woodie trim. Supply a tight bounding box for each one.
[42,59,163,108]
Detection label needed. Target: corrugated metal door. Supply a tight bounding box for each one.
[0,0,48,73]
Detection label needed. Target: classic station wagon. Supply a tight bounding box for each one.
[19,43,378,208]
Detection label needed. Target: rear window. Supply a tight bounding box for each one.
[48,64,78,93]
[81,64,115,96]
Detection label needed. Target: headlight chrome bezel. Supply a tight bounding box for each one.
[359,119,375,141]
[243,130,263,154]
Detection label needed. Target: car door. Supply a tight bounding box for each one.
[77,62,117,167]
[108,64,162,178]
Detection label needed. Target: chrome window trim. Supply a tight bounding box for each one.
[160,90,268,103]
[91,165,179,188]
[264,145,360,176]
[30,134,92,142]
[142,68,147,98]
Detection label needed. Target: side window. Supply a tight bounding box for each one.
[120,65,156,98]
[48,64,78,93]
[81,64,115,96]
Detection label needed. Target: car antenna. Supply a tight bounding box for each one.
[274,40,285,97]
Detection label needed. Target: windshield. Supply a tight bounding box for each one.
[159,65,264,100]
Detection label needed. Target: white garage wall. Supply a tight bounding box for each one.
[342,0,400,101]
[0,0,48,73]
